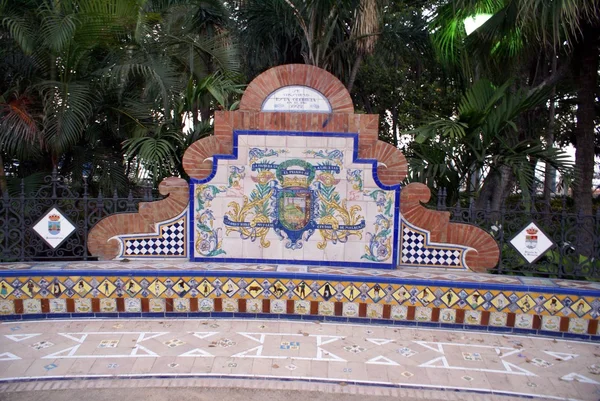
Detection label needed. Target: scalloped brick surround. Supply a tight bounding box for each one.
[88,64,499,272]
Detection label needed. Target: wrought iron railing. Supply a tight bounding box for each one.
[0,169,156,262]
[436,188,600,280]
[1,172,598,279]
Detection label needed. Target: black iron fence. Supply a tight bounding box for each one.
[1,172,599,280]
[0,169,156,262]
[437,188,600,280]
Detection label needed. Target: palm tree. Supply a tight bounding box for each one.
[0,0,242,193]
[234,0,382,90]
[407,79,573,208]
[430,0,600,215]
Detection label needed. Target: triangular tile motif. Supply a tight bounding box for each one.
[5,333,41,342]
[367,355,399,366]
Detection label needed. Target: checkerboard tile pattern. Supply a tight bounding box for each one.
[400,222,465,268]
[121,214,186,258]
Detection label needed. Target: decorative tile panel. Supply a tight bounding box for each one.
[190,132,400,269]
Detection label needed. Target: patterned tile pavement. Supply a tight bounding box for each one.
[0,318,599,400]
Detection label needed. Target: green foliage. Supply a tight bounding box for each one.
[406,79,574,204]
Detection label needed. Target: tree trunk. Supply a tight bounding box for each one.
[346,53,363,93]
[572,28,599,255]
[573,29,599,216]
[475,164,514,211]
[0,153,6,195]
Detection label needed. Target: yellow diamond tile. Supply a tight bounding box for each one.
[22,280,40,298]
[543,297,563,314]
[466,291,484,308]
[0,280,14,299]
[245,280,264,298]
[441,290,460,307]
[98,279,116,297]
[317,282,336,300]
[73,279,93,297]
[367,284,385,301]
[197,279,215,297]
[172,279,190,296]
[517,295,535,313]
[49,281,66,297]
[392,286,411,302]
[222,279,239,297]
[293,281,310,299]
[491,293,509,311]
[269,281,287,298]
[417,288,435,304]
[571,299,591,317]
[342,284,360,301]
[149,279,168,297]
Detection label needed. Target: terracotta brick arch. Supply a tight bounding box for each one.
[239,64,354,114]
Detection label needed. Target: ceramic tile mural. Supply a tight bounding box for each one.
[190,132,400,269]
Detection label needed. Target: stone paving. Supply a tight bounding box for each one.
[0,318,599,400]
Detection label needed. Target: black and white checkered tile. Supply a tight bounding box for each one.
[123,219,185,256]
[401,225,463,267]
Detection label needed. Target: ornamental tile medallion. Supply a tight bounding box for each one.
[124,298,141,313]
[343,302,359,317]
[222,298,238,313]
[0,299,15,315]
[49,299,66,313]
[391,305,408,320]
[318,301,334,316]
[415,306,432,322]
[271,299,286,314]
[294,300,310,315]
[568,318,588,334]
[514,313,534,329]
[489,312,508,327]
[100,298,117,313]
[440,308,456,324]
[246,299,262,313]
[149,298,166,313]
[541,315,561,332]
[74,298,92,313]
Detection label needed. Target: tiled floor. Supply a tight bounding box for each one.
[0,318,599,400]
